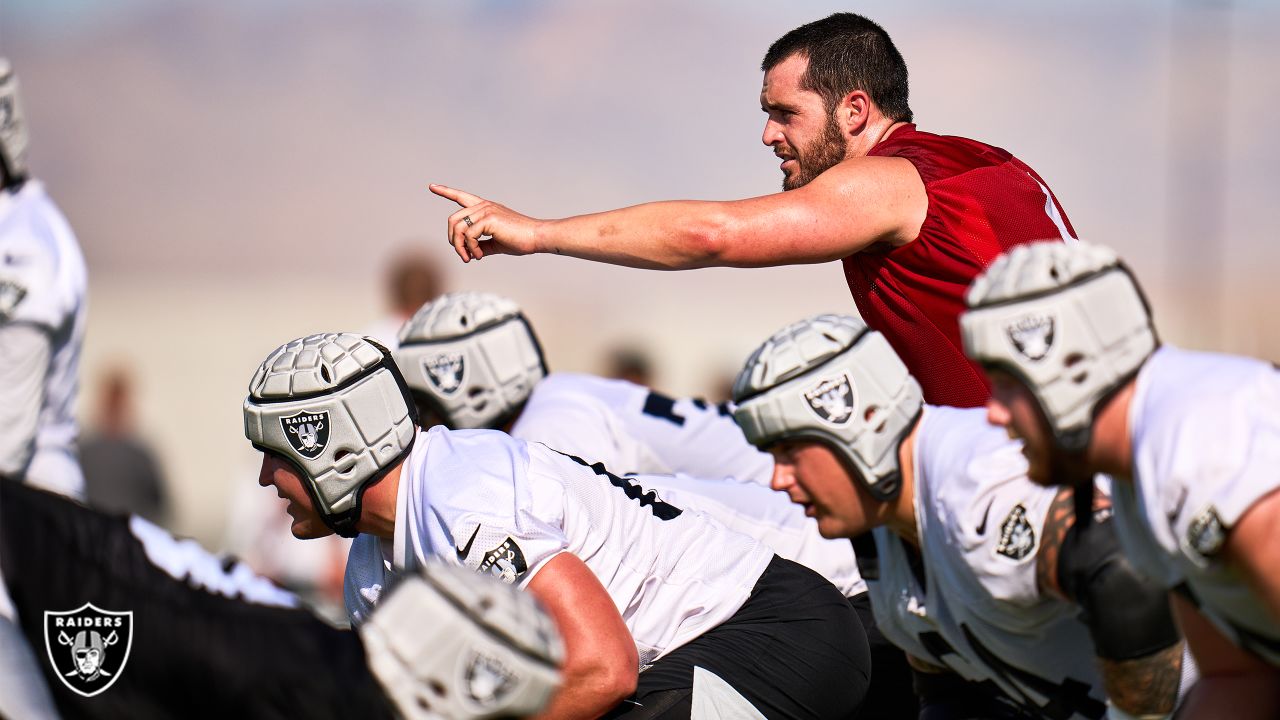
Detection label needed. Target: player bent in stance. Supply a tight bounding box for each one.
[392,291,916,720]
[731,314,1191,720]
[0,479,561,720]
[961,241,1280,719]
[243,333,870,720]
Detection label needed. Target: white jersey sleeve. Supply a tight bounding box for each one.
[512,373,773,484]
[1122,346,1280,663]
[913,406,1108,719]
[0,324,48,477]
[0,183,87,497]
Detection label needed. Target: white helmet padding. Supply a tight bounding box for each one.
[243,333,419,537]
[732,314,923,501]
[0,59,29,186]
[395,292,547,430]
[961,241,1157,452]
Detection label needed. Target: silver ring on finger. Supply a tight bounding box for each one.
[462,215,474,228]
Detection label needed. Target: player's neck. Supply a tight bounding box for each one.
[354,461,404,539]
[1085,380,1137,481]
[888,419,921,546]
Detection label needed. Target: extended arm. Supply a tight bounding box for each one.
[1223,486,1280,623]
[525,552,638,720]
[1170,594,1280,719]
[431,155,925,269]
[1036,487,1183,716]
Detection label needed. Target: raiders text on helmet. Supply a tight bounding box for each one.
[961,240,1157,452]
[0,59,28,185]
[243,333,418,537]
[732,314,923,501]
[396,292,547,430]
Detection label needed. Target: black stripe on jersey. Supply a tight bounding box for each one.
[555,452,683,521]
[641,391,686,426]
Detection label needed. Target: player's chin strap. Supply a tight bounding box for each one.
[360,561,563,720]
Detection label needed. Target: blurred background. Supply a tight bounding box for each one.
[1,0,1275,585]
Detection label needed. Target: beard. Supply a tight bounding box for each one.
[782,113,848,191]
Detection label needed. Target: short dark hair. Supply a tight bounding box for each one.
[762,13,913,123]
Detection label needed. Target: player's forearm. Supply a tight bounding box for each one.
[528,661,636,720]
[1175,671,1280,719]
[535,200,736,270]
[1098,643,1182,716]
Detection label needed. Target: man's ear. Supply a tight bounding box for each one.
[840,90,871,134]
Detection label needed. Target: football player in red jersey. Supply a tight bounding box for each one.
[431,12,1077,409]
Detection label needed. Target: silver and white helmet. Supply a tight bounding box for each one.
[732,314,923,500]
[961,240,1157,452]
[0,59,29,186]
[243,333,418,537]
[395,292,546,430]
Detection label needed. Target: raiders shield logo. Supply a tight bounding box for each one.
[1006,314,1055,362]
[465,651,518,707]
[479,538,529,585]
[995,504,1036,561]
[44,603,133,698]
[803,374,856,426]
[424,353,465,395]
[280,410,330,459]
[1187,506,1226,559]
[0,278,27,321]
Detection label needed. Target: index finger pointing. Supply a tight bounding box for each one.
[429,184,484,208]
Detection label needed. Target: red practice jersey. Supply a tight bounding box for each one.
[849,124,1076,408]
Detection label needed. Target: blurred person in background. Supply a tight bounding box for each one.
[79,365,171,526]
[0,58,88,499]
[361,242,446,348]
[601,343,655,389]
[433,12,1078,410]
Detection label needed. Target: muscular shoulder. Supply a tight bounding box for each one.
[869,126,1016,185]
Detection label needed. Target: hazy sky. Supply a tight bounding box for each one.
[2,0,1276,542]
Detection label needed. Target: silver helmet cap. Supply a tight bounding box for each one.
[961,240,1157,452]
[395,291,547,430]
[243,333,418,537]
[732,314,923,501]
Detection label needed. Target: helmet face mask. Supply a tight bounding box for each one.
[243,334,419,538]
[962,243,1157,454]
[396,292,547,430]
[732,314,923,502]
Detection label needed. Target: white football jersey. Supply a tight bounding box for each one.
[510,372,863,596]
[0,182,86,497]
[511,373,774,485]
[1117,346,1280,664]
[914,406,1108,719]
[345,426,774,668]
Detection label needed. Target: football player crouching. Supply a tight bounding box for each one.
[962,240,1280,719]
[243,332,871,719]
[731,313,1193,720]
[391,291,917,719]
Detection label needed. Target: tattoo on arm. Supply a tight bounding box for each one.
[1036,487,1077,599]
[1098,642,1184,716]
